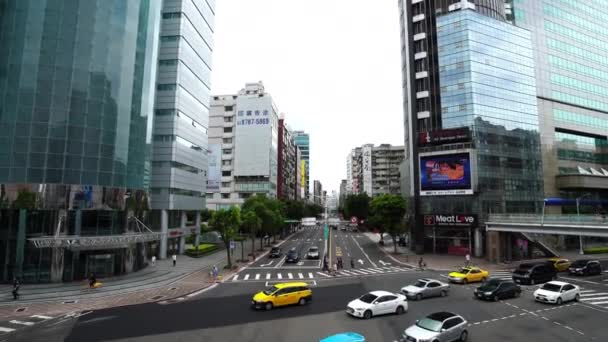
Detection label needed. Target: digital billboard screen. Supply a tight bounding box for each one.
[420,153,473,195]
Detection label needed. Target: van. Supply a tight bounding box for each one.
[512,263,556,285]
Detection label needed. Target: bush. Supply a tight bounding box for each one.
[185,243,218,257]
[583,246,608,255]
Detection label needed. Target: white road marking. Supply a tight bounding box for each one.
[255,274,260,280]
[308,273,314,278]
[340,270,356,276]
[232,274,239,281]
[243,274,250,281]
[364,268,382,274]
[186,284,218,297]
[0,327,16,332]
[317,272,331,278]
[277,273,283,279]
[31,315,53,320]
[266,273,271,280]
[581,296,608,302]
[288,273,293,279]
[352,235,377,267]
[580,290,596,293]
[560,276,599,285]
[260,260,274,267]
[590,300,608,305]
[353,269,373,275]
[9,320,34,326]
[298,273,304,279]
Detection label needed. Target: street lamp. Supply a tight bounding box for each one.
[576,193,592,255]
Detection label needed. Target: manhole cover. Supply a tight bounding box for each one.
[62,300,78,304]
[150,295,164,301]
[15,307,27,313]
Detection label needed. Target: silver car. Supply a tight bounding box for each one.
[401,278,450,301]
[402,312,468,342]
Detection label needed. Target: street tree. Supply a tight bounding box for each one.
[344,193,371,222]
[209,206,242,269]
[241,209,262,260]
[369,194,407,254]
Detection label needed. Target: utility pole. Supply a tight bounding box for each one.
[576,193,591,255]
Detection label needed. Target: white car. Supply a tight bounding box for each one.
[401,278,450,300]
[533,281,580,305]
[346,290,407,319]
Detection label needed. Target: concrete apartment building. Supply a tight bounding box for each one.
[150,0,216,259]
[313,180,323,206]
[277,115,299,200]
[347,144,405,197]
[206,82,280,209]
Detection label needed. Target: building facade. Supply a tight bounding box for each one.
[313,180,323,206]
[293,131,310,199]
[150,0,216,259]
[206,82,280,209]
[347,144,405,197]
[0,0,162,282]
[399,0,543,257]
[277,115,298,200]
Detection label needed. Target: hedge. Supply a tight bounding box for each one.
[185,243,219,257]
[583,247,608,255]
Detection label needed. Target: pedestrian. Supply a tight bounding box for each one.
[418,257,426,270]
[465,253,471,266]
[333,262,338,276]
[172,254,177,267]
[350,258,355,269]
[88,272,96,289]
[151,255,156,266]
[212,265,218,280]
[12,278,20,300]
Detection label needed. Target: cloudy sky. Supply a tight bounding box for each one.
[210,0,404,194]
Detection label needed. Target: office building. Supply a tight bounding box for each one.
[0,0,162,282]
[313,180,323,206]
[150,0,216,259]
[293,131,310,199]
[339,179,347,209]
[399,0,543,257]
[206,82,280,209]
[347,144,405,197]
[277,115,298,200]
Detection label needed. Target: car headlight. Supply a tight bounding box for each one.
[355,308,365,311]
[484,291,493,296]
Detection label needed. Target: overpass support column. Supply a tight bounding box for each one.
[474,228,483,258]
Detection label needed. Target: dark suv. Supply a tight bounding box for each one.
[285,248,300,263]
[269,247,282,258]
[569,259,602,276]
[512,263,557,285]
[474,279,521,301]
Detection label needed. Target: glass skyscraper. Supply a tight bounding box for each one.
[0,0,162,282]
[293,131,310,199]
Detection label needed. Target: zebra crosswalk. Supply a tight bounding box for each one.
[0,315,54,336]
[230,266,413,282]
[490,270,514,281]
[578,288,608,309]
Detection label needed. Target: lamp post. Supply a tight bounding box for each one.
[576,193,592,255]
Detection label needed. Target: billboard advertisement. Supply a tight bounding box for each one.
[420,152,473,195]
[207,144,221,192]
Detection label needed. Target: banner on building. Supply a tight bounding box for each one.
[363,145,372,195]
[207,144,221,192]
[418,128,471,147]
[423,214,477,227]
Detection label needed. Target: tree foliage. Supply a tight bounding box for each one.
[369,194,407,253]
[343,193,371,221]
[241,209,262,259]
[209,206,242,268]
[242,195,286,247]
[12,189,37,210]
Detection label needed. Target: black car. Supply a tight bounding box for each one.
[474,279,521,301]
[512,263,557,285]
[569,259,602,276]
[285,248,299,263]
[269,247,282,258]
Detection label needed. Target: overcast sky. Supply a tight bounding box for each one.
[210,0,404,194]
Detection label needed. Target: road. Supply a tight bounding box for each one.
[4,228,608,342]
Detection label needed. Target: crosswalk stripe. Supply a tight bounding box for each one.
[266,273,271,280]
[580,293,608,297]
[388,267,403,272]
[233,274,239,281]
[365,268,382,274]
[0,327,16,332]
[277,273,283,279]
[31,315,53,320]
[288,273,293,279]
[580,290,595,293]
[298,273,303,279]
[590,301,608,305]
[9,320,34,326]
[317,272,331,277]
[308,272,314,278]
[255,274,260,280]
[370,268,386,272]
[581,296,608,302]
[352,269,372,275]
[340,270,356,276]
[243,274,250,281]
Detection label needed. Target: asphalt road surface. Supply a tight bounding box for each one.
[6,231,608,342]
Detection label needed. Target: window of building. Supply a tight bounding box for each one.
[157,84,176,91]
[221,193,230,199]
[160,35,180,42]
[414,39,426,54]
[222,160,232,166]
[223,138,233,144]
[224,117,233,123]
[222,171,231,177]
[224,127,233,133]
[225,106,233,111]
[159,59,178,66]
[416,98,429,112]
[222,149,231,155]
[155,109,175,116]
[162,12,182,19]
[414,21,425,34]
[221,182,231,188]
[415,59,427,73]
[415,78,428,92]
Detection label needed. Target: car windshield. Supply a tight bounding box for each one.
[416,317,442,332]
[271,248,279,252]
[359,293,378,303]
[414,280,428,288]
[309,247,318,252]
[541,283,562,292]
[263,285,280,295]
[458,268,470,274]
[480,279,501,291]
[571,260,588,267]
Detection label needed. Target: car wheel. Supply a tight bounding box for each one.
[416,293,423,301]
[557,297,563,305]
[364,310,372,319]
[493,295,499,302]
[265,302,273,311]
[574,294,580,302]
[396,306,405,315]
[440,290,447,297]
[463,278,468,284]
[460,330,468,342]
[299,298,307,305]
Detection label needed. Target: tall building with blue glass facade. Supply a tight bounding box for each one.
[399,0,544,259]
[293,131,310,199]
[0,0,162,283]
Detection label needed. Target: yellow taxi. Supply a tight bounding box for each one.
[547,258,571,272]
[251,282,312,310]
[448,266,489,284]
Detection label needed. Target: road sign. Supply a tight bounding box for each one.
[350,216,357,224]
[324,225,329,240]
